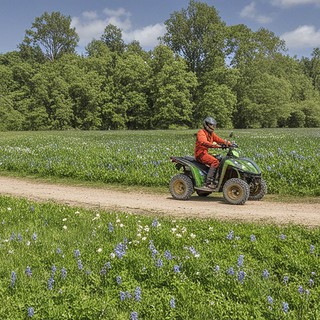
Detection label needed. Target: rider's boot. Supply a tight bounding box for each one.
[206,167,218,189]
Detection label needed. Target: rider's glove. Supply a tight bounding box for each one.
[231,142,238,148]
[221,144,228,149]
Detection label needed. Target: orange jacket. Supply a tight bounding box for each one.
[194,129,227,159]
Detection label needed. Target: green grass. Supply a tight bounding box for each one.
[1,195,320,319]
[0,128,319,197]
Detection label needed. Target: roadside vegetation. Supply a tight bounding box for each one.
[1,196,320,319]
[0,128,319,197]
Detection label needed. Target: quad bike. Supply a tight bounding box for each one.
[169,136,267,205]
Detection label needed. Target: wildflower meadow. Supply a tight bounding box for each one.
[1,195,320,319]
[0,128,319,196]
[0,128,320,319]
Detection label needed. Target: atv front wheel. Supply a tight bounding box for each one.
[223,178,250,205]
[169,174,194,200]
[249,178,267,201]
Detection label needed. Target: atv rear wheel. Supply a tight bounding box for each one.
[223,178,250,205]
[169,174,194,200]
[249,178,267,201]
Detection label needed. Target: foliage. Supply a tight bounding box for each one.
[1,2,320,130]
[0,129,319,197]
[1,196,320,319]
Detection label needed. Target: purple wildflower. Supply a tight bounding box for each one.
[28,307,34,317]
[298,286,304,294]
[164,250,172,260]
[134,286,142,301]
[226,230,234,240]
[238,270,245,284]
[25,266,32,277]
[120,291,126,301]
[282,302,289,313]
[173,265,180,273]
[11,271,17,288]
[61,268,67,279]
[32,233,37,241]
[74,249,80,258]
[310,244,315,254]
[152,219,159,227]
[77,259,83,270]
[309,278,314,286]
[116,276,122,285]
[155,258,163,268]
[227,267,235,276]
[263,269,270,279]
[250,234,256,242]
[108,222,114,232]
[170,297,176,308]
[130,311,138,320]
[267,296,273,305]
[48,277,54,290]
[215,265,220,272]
[114,242,126,259]
[237,255,244,267]
[284,276,289,285]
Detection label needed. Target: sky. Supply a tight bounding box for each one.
[1,0,320,58]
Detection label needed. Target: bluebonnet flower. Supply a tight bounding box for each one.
[10,232,15,241]
[134,286,142,301]
[215,265,220,272]
[32,233,37,241]
[284,276,289,285]
[155,258,163,268]
[100,262,111,275]
[263,269,270,279]
[114,242,126,259]
[226,230,234,240]
[25,266,32,277]
[152,219,159,227]
[74,249,81,258]
[149,241,158,259]
[310,244,315,254]
[280,234,286,240]
[30,205,35,212]
[173,265,180,273]
[126,291,132,299]
[130,311,138,320]
[238,271,245,284]
[77,259,83,270]
[267,296,273,305]
[61,268,67,279]
[116,276,122,285]
[309,278,314,286]
[120,291,126,301]
[227,267,234,276]
[108,222,114,232]
[11,271,17,288]
[170,297,176,308]
[282,302,289,313]
[18,233,22,242]
[48,277,54,290]
[237,255,244,267]
[51,265,56,277]
[189,246,200,258]
[250,234,256,242]
[57,248,62,255]
[28,307,34,317]
[298,286,304,294]
[164,250,172,260]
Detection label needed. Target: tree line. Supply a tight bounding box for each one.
[1,1,320,131]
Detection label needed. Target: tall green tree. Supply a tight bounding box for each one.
[161,0,226,75]
[101,24,125,54]
[150,45,197,129]
[20,11,79,61]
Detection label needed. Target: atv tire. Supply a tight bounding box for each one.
[169,174,194,200]
[249,178,267,201]
[223,178,250,205]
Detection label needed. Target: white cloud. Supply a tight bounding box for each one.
[271,0,320,7]
[281,25,320,48]
[71,7,165,49]
[240,2,272,24]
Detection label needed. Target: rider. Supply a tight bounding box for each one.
[195,116,230,189]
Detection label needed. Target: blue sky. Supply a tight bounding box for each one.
[1,0,320,58]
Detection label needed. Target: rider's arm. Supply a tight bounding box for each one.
[197,130,215,148]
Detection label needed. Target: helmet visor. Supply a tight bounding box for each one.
[207,123,216,130]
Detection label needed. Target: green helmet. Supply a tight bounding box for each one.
[203,116,217,133]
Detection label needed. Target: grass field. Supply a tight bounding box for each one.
[1,195,320,319]
[0,128,319,196]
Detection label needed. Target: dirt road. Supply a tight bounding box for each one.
[0,176,319,227]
